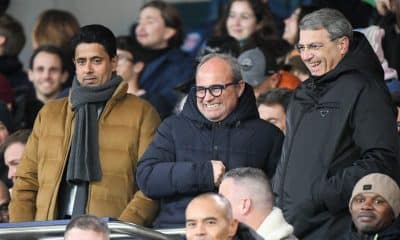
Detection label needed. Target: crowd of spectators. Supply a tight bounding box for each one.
[0,0,399,239]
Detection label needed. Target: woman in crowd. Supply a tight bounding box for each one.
[134,0,195,117]
[214,0,279,47]
[211,0,290,92]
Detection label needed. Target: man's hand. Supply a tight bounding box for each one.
[211,160,225,187]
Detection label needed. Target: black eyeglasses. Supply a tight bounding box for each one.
[193,82,238,98]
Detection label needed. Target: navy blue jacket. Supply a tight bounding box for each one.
[136,84,283,228]
[139,48,195,117]
[273,32,399,240]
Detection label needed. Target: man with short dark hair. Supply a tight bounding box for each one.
[137,53,283,228]
[2,129,31,184]
[348,173,400,240]
[65,215,109,240]
[116,35,170,119]
[15,45,68,129]
[9,24,160,225]
[273,8,399,240]
[257,88,292,134]
[29,45,68,103]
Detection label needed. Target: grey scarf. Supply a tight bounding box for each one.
[67,74,122,183]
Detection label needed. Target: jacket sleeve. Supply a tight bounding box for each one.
[119,190,159,226]
[136,117,215,199]
[120,103,160,226]
[9,110,42,222]
[265,127,284,179]
[313,81,399,214]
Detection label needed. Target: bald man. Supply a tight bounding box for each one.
[185,193,263,240]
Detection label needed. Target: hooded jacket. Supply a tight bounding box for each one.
[139,48,195,117]
[137,84,284,228]
[273,32,399,240]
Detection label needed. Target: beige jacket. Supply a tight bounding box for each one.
[9,82,160,226]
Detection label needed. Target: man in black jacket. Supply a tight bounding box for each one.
[347,173,400,240]
[273,8,399,240]
[136,53,284,228]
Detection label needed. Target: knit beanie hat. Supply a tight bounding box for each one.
[349,173,400,218]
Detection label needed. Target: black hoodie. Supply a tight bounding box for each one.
[273,32,399,240]
[137,84,284,228]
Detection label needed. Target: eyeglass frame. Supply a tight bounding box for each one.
[192,81,240,98]
[294,36,344,53]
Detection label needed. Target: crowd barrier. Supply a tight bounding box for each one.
[0,219,186,240]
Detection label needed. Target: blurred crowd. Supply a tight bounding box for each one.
[0,0,400,239]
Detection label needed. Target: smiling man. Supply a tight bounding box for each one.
[185,193,238,240]
[136,53,283,228]
[28,45,68,104]
[273,8,399,240]
[9,24,160,225]
[348,173,400,239]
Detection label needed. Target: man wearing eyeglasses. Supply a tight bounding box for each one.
[136,53,284,228]
[273,8,399,240]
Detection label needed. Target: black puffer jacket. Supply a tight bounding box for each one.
[273,32,399,240]
[137,84,283,228]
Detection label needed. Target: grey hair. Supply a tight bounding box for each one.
[222,167,273,204]
[196,53,242,83]
[299,8,353,41]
